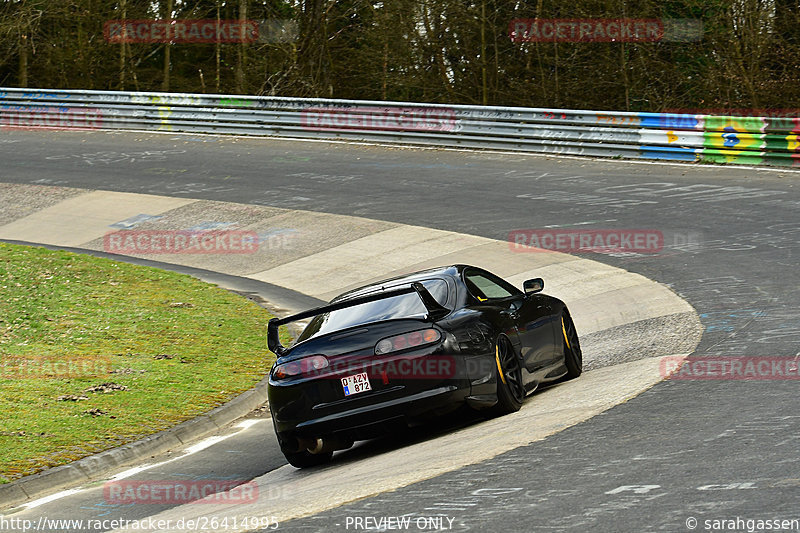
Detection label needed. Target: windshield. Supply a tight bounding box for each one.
[295,279,449,343]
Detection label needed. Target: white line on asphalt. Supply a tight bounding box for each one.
[543,219,618,228]
[13,489,83,511]
[15,419,266,511]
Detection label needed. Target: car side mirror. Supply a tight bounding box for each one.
[523,278,544,295]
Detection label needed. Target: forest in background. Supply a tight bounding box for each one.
[1,0,799,111]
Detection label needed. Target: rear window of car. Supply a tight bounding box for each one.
[295,279,449,342]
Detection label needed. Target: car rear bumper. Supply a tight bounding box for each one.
[270,378,471,444]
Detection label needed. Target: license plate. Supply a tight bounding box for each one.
[341,372,371,397]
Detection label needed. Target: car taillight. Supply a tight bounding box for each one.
[375,329,441,355]
[273,355,329,379]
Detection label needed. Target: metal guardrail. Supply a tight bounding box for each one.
[1,87,798,167]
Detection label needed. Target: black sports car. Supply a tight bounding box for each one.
[267,264,582,467]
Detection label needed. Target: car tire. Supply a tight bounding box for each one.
[282,449,334,468]
[561,308,582,380]
[489,335,525,415]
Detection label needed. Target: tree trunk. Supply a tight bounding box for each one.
[120,0,127,90]
[481,0,487,105]
[19,32,28,87]
[18,33,28,87]
[421,0,454,100]
[216,0,221,92]
[162,0,173,91]
[236,0,247,93]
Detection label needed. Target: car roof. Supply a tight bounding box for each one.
[332,264,467,302]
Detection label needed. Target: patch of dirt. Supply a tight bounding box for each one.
[168,301,195,308]
[85,383,128,393]
[84,408,114,418]
[249,403,271,418]
[57,395,89,401]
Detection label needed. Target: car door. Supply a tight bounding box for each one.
[462,268,555,372]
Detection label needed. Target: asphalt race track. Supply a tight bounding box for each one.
[1,129,799,532]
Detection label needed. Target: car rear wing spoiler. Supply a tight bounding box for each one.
[267,282,450,356]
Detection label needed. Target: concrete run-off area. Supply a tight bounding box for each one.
[0,181,702,518]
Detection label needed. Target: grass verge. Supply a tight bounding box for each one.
[0,242,283,483]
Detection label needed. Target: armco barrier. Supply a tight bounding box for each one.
[1,88,798,167]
